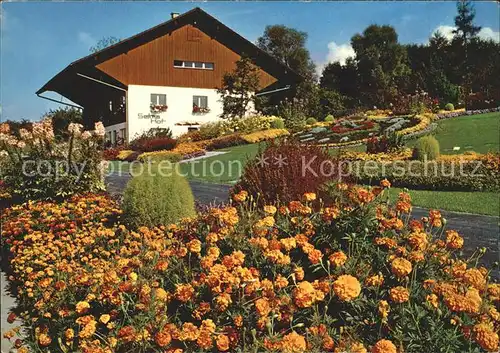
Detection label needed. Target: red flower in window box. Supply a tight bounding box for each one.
[192,104,210,114]
[150,103,168,113]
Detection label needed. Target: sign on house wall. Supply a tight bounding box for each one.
[137,113,166,124]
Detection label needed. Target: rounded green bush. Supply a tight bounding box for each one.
[270,118,285,129]
[324,115,335,123]
[122,168,195,229]
[444,103,454,111]
[306,117,317,125]
[412,135,440,161]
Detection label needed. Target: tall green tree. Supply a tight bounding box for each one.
[350,25,411,107]
[218,58,260,119]
[453,1,481,44]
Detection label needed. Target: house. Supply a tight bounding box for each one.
[37,7,300,143]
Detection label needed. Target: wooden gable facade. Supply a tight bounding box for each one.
[97,24,277,90]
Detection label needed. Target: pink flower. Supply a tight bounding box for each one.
[93,122,105,137]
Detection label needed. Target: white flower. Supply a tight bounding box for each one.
[81,131,92,140]
[68,123,84,136]
[94,122,105,137]
[17,141,26,149]
[19,128,31,140]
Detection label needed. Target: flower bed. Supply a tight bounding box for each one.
[2,186,499,353]
[137,143,206,162]
[434,107,500,120]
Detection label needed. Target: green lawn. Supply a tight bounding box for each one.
[386,187,499,217]
[408,112,500,154]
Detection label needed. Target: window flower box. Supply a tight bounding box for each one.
[192,105,211,114]
[150,103,168,113]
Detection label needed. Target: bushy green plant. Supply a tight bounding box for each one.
[325,115,335,122]
[269,117,285,129]
[279,99,307,132]
[122,169,195,228]
[412,135,440,161]
[306,117,317,125]
[444,103,455,111]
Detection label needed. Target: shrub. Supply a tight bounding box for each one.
[412,135,440,161]
[131,136,178,152]
[306,117,317,125]
[204,134,247,151]
[103,146,124,160]
[325,115,335,123]
[234,138,340,204]
[137,143,206,162]
[0,119,105,203]
[122,168,195,228]
[3,187,499,353]
[445,103,455,111]
[240,129,289,144]
[269,117,285,129]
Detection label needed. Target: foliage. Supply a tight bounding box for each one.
[89,36,121,53]
[234,138,339,204]
[131,137,178,153]
[103,146,124,161]
[453,0,481,44]
[218,57,260,119]
[117,150,140,162]
[325,115,335,123]
[241,129,290,144]
[2,186,499,353]
[46,108,84,141]
[350,153,500,192]
[0,119,105,203]
[204,134,247,151]
[270,117,285,129]
[367,131,405,154]
[137,143,205,163]
[278,98,307,132]
[122,169,195,229]
[412,135,441,161]
[445,103,455,111]
[306,117,317,125]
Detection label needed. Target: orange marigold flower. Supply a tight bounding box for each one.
[155,330,172,347]
[180,322,200,341]
[391,257,412,278]
[175,284,195,302]
[389,286,409,304]
[308,249,323,264]
[187,239,202,253]
[333,275,361,302]
[118,326,137,343]
[407,231,428,250]
[463,268,486,290]
[294,281,324,308]
[255,298,272,317]
[99,314,110,324]
[38,333,52,347]
[75,301,90,314]
[351,342,368,353]
[65,328,74,341]
[365,274,384,287]
[294,267,305,281]
[380,179,391,188]
[445,230,464,249]
[281,331,307,353]
[264,205,277,215]
[329,251,347,267]
[233,315,243,327]
[473,323,499,352]
[216,334,230,351]
[233,190,248,202]
[371,339,397,353]
[426,294,439,309]
[215,293,232,311]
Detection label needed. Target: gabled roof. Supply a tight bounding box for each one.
[37,7,301,99]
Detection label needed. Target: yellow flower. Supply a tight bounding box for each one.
[371,339,397,353]
[216,334,230,351]
[391,257,412,278]
[263,205,277,215]
[175,284,195,302]
[75,301,90,314]
[333,275,361,302]
[233,190,248,202]
[365,274,384,287]
[463,268,486,290]
[445,230,464,249]
[380,179,391,188]
[303,193,317,202]
[255,298,272,317]
[378,300,390,320]
[389,286,409,304]
[38,333,52,346]
[294,281,325,308]
[99,314,111,324]
[426,294,439,309]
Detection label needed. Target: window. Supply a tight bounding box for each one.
[193,96,208,109]
[112,130,117,144]
[188,127,199,132]
[109,101,113,112]
[150,94,167,106]
[120,128,126,140]
[173,60,214,70]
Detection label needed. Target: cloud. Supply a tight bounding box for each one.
[316,41,355,76]
[77,31,97,49]
[432,25,499,42]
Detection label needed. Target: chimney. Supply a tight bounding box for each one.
[171,12,179,19]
